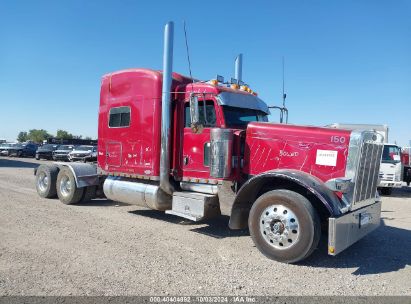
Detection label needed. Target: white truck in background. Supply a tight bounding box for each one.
[328,123,403,195]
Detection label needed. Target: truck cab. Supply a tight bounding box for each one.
[379,144,403,194]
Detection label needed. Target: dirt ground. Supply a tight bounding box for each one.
[0,157,410,296]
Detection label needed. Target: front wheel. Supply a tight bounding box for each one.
[380,187,393,195]
[248,189,321,263]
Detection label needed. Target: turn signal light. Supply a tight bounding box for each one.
[328,246,335,254]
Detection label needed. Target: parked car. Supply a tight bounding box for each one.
[0,143,15,156]
[68,145,97,162]
[52,145,76,161]
[8,143,38,157]
[35,144,59,160]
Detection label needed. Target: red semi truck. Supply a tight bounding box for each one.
[34,22,384,263]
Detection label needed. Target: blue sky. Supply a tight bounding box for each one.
[1,0,410,145]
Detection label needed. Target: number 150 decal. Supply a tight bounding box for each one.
[330,135,346,144]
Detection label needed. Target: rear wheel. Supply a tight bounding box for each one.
[35,164,59,198]
[56,167,84,204]
[249,189,321,263]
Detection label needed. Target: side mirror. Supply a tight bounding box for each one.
[189,95,203,133]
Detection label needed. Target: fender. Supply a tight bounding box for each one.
[58,162,99,188]
[229,169,345,229]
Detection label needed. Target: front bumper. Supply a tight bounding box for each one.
[378,180,403,188]
[36,152,53,159]
[8,149,23,156]
[328,201,381,256]
[69,154,96,162]
[53,154,69,160]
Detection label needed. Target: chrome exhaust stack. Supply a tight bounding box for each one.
[159,21,174,196]
[234,54,243,82]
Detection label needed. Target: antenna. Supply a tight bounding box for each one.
[268,56,289,124]
[183,21,194,87]
[282,56,286,108]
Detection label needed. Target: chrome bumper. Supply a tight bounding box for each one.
[378,180,403,188]
[328,201,381,256]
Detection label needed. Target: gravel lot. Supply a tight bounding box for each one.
[0,157,410,296]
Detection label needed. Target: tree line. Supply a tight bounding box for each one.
[17,129,94,143]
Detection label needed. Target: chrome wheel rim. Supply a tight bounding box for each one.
[259,204,300,249]
[59,175,71,197]
[37,172,48,192]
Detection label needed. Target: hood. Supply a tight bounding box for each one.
[55,149,71,153]
[37,148,54,152]
[243,122,352,182]
[71,150,92,154]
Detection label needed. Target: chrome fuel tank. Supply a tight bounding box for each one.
[103,176,171,210]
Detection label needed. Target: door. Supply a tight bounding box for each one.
[182,99,220,180]
[106,142,122,167]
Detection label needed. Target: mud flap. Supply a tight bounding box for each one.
[328,201,381,256]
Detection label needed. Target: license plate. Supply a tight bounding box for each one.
[360,213,371,227]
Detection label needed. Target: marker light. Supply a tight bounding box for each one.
[231,83,239,89]
[209,79,218,86]
[240,85,247,91]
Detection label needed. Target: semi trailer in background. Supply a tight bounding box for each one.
[328,123,402,195]
[34,22,384,263]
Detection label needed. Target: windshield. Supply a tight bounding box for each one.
[76,146,93,151]
[223,106,268,128]
[41,144,57,149]
[58,145,74,150]
[382,145,401,163]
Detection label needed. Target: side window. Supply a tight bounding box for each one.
[109,106,130,128]
[184,100,217,128]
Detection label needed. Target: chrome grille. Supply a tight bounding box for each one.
[353,141,384,203]
[380,173,395,181]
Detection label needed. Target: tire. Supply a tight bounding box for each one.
[56,167,84,205]
[35,164,59,198]
[380,187,392,195]
[248,189,321,263]
[81,186,96,202]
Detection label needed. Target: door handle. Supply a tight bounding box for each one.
[183,156,189,165]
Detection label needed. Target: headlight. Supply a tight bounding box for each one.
[325,177,352,193]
